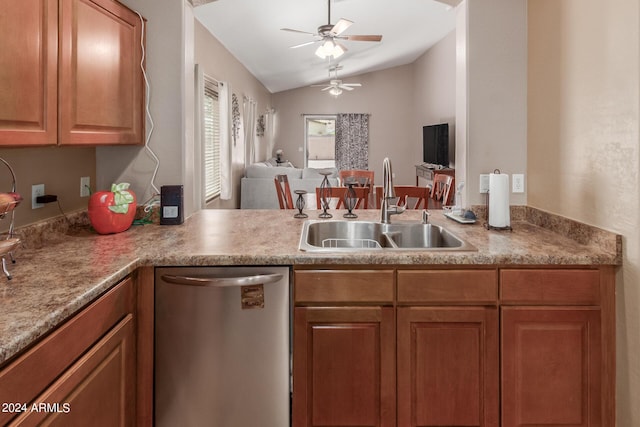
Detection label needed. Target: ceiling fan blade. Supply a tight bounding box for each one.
[280,28,316,35]
[330,18,353,36]
[341,83,362,87]
[339,85,355,91]
[343,34,383,42]
[320,86,333,91]
[290,40,318,49]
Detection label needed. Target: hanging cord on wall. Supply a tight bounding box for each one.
[135,11,161,213]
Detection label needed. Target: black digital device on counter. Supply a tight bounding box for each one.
[160,185,184,225]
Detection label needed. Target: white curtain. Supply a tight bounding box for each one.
[219,82,233,200]
[265,107,276,160]
[243,96,257,166]
[194,65,205,208]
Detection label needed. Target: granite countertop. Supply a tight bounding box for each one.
[0,208,621,366]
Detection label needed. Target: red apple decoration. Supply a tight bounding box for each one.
[88,183,136,234]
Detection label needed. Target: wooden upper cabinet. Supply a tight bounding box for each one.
[0,0,58,146]
[0,0,144,147]
[59,0,144,145]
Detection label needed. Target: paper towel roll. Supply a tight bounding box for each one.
[489,173,510,228]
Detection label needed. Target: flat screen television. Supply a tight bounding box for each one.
[422,123,449,167]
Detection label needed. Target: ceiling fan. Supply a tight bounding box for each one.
[281,0,383,59]
[311,65,362,96]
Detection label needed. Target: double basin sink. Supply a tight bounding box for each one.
[299,220,476,252]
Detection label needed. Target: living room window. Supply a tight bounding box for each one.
[203,77,221,201]
[304,115,336,168]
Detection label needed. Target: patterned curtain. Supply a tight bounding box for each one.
[335,113,369,170]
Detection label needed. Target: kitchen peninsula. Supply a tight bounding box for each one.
[0,208,620,426]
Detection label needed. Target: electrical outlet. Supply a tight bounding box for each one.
[32,184,45,209]
[512,174,525,193]
[80,176,90,197]
[479,174,490,193]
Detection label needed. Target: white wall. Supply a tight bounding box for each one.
[527,0,639,424]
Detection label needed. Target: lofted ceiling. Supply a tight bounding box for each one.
[193,0,458,93]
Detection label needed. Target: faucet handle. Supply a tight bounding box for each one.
[422,209,430,224]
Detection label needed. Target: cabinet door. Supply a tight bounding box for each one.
[293,307,395,427]
[501,308,602,427]
[10,314,136,426]
[0,0,57,146]
[59,0,144,145]
[397,307,499,427]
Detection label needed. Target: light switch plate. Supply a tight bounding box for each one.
[479,174,490,193]
[80,176,90,197]
[32,184,45,209]
[512,174,525,193]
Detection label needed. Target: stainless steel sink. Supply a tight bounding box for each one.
[299,220,476,252]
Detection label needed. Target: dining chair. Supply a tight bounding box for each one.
[375,185,429,209]
[338,170,374,189]
[274,174,294,209]
[315,186,370,210]
[430,173,454,208]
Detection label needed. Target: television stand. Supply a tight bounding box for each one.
[415,164,455,186]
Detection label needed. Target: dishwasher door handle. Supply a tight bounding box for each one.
[161,273,284,288]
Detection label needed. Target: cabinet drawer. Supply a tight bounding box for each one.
[500,269,600,305]
[397,270,497,304]
[294,270,394,304]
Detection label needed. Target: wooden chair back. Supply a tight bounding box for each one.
[430,173,454,208]
[315,186,370,210]
[338,170,374,188]
[375,185,429,209]
[274,174,294,209]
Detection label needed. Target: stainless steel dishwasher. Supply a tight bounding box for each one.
[155,266,291,427]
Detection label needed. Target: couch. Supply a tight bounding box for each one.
[240,162,338,209]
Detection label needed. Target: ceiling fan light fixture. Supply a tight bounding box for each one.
[329,87,343,97]
[315,39,344,59]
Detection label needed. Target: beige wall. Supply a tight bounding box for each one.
[465,0,527,206]
[528,0,640,424]
[97,0,190,213]
[272,65,417,186]
[0,147,95,230]
[272,31,457,187]
[194,20,272,208]
[413,30,457,167]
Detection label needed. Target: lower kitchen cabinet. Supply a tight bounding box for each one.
[293,307,396,427]
[499,268,613,427]
[501,308,601,427]
[0,275,139,426]
[397,307,499,427]
[293,266,615,427]
[10,315,135,426]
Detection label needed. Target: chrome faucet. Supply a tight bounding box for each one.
[380,157,405,224]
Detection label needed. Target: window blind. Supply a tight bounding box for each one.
[203,79,221,201]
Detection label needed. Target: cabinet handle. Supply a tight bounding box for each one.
[160,273,283,288]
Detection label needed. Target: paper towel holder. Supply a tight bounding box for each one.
[484,169,513,232]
